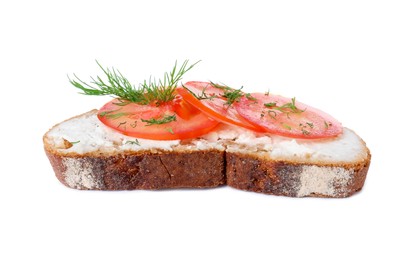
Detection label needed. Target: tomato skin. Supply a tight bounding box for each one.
[234,93,343,139]
[98,98,219,140]
[171,94,200,120]
[177,81,264,132]
[97,86,342,140]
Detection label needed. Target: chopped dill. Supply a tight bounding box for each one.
[125,139,140,145]
[141,114,177,126]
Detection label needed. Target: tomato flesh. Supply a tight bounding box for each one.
[177,81,264,132]
[98,97,219,140]
[234,93,342,139]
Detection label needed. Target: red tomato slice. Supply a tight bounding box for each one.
[177,81,264,132]
[98,97,219,140]
[234,93,343,139]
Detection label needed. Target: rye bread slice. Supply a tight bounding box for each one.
[43,110,371,197]
[226,152,370,198]
[45,149,225,190]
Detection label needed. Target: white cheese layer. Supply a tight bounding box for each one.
[205,124,367,163]
[46,111,368,164]
[46,111,224,154]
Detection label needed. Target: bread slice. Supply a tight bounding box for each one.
[43,110,371,197]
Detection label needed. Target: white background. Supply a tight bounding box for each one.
[1,0,413,259]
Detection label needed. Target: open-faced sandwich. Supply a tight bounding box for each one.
[43,61,371,198]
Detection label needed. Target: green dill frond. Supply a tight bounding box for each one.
[209,82,233,91]
[125,139,141,145]
[245,93,257,101]
[276,97,305,113]
[281,123,292,130]
[165,127,174,134]
[264,102,277,107]
[69,61,147,103]
[264,97,305,114]
[69,60,200,105]
[182,85,217,100]
[210,82,244,106]
[141,114,177,126]
[143,60,201,104]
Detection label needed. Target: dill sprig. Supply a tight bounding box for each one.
[264,102,277,108]
[264,98,305,114]
[281,123,292,130]
[141,114,177,126]
[143,60,200,105]
[125,139,141,145]
[222,87,244,106]
[277,97,305,113]
[182,85,217,100]
[185,81,256,107]
[210,82,244,106]
[69,61,146,103]
[98,109,131,119]
[245,93,257,101]
[165,127,174,134]
[69,60,200,105]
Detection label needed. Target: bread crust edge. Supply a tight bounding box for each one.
[226,150,371,198]
[44,148,226,190]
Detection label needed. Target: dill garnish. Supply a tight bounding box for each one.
[222,87,244,106]
[98,109,131,119]
[182,85,217,100]
[281,123,292,130]
[264,98,305,114]
[165,127,174,134]
[141,114,177,126]
[98,109,121,117]
[117,121,127,129]
[301,129,311,135]
[277,97,304,113]
[126,139,140,145]
[268,110,278,120]
[245,93,257,101]
[69,60,200,105]
[112,99,132,106]
[306,122,314,128]
[130,121,138,128]
[264,102,277,107]
[210,82,244,106]
[104,112,131,119]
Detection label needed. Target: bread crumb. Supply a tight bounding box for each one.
[63,158,103,189]
[297,166,352,197]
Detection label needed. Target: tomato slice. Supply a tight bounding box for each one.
[177,81,264,132]
[98,97,219,140]
[234,93,343,139]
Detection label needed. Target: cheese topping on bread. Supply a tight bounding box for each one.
[46,110,368,165]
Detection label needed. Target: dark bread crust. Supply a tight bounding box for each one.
[226,151,371,198]
[45,149,226,190]
[45,146,370,197]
